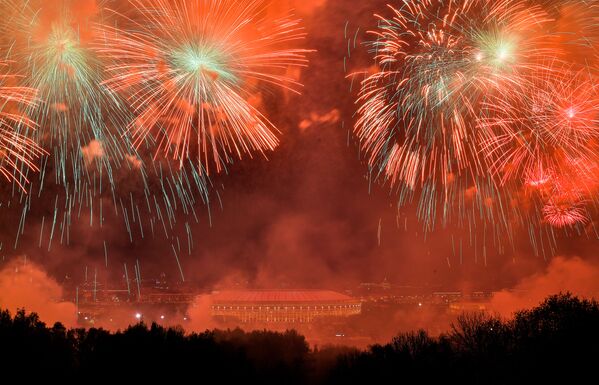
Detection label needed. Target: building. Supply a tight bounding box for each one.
[210,290,362,324]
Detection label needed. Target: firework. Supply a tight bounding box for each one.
[2,0,132,188]
[541,157,599,228]
[96,0,310,173]
[480,63,599,230]
[354,0,556,230]
[543,196,589,227]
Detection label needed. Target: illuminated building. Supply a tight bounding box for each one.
[210,290,362,323]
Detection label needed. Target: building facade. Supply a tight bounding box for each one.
[211,290,362,323]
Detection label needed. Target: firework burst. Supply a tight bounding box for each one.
[543,196,589,227]
[4,1,133,188]
[96,0,310,173]
[355,0,556,230]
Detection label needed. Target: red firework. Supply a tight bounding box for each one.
[95,0,310,173]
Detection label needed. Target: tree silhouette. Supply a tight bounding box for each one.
[1,293,599,383]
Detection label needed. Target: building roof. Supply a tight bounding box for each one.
[211,290,357,304]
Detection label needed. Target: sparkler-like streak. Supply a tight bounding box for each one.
[481,68,599,187]
[96,0,310,173]
[0,61,44,191]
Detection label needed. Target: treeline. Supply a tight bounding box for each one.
[1,293,598,383]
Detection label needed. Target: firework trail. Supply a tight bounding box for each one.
[2,0,131,189]
[0,61,44,190]
[95,0,310,173]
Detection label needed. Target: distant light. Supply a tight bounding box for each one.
[566,107,575,119]
[84,316,88,320]
[183,317,188,321]
[135,313,142,319]
[418,302,422,307]
[160,315,165,320]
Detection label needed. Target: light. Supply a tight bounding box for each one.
[135,313,142,320]
[160,315,165,320]
[566,107,576,119]
[169,44,234,81]
[477,32,516,68]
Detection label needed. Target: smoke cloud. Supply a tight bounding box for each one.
[0,260,77,326]
[186,294,218,331]
[81,139,104,164]
[489,256,599,317]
